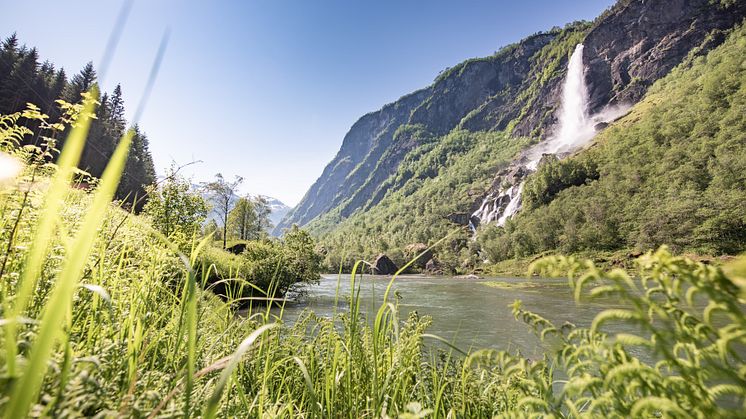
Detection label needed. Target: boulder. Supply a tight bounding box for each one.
[226,243,247,255]
[404,243,432,269]
[424,258,443,275]
[372,254,398,275]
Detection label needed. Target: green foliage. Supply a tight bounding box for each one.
[521,247,746,416]
[142,167,209,244]
[200,225,322,299]
[522,155,599,209]
[203,173,243,249]
[227,195,271,241]
[480,23,746,261]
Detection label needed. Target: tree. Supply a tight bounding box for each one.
[253,195,273,232]
[0,47,39,113]
[228,196,257,241]
[228,195,273,241]
[0,34,20,114]
[117,125,156,210]
[62,61,96,104]
[282,225,322,286]
[143,167,209,241]
[203,173,243,249]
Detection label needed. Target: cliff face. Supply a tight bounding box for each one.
[277,88,431,230]
[276,0,746,235]
[477,0,746,204]
[583,0,746,113]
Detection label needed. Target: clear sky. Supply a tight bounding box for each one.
[0,0,615,206]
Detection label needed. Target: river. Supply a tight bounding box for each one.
[273,274,645,359]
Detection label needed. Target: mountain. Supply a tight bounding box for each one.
[276,0,746,271]
[262,196,291,234]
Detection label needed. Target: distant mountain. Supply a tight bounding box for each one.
[260,196,291,235]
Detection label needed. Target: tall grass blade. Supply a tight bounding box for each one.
[203,323,279,419]
[4,91,97,377]
[4,128,133,419]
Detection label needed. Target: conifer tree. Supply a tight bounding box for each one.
[0,34,20,110]
[62,61,96,104]
[0,47,38,113]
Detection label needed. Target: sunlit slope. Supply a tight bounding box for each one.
[480,23,746,261]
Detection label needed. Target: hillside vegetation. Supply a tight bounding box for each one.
[480,22,746,263]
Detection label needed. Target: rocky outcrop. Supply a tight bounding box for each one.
[446,213,471,226]
[404,243,433,269]
[372,254,398,275]
[583,0,746,113]
[226,243,247,255]
[424,258,443,275]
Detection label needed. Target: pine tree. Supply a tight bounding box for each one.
[62,61,96,104]
[117,125,156,211]
[108,84,125,130]
[0,47,39,113]
[82,92,113,177]
[0,34,20,113]
[46,68,66,121]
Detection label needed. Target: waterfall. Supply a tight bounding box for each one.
[552,44,594,154]
[472,43,627,229]
[496,183,523,226]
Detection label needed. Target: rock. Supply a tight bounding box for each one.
[446,212,470,226]
[457,274,481,279]
[404,243,432,269]
[583,0,746,113]
[372,254,398,275]
[424,258,443,275]
[627,250,643,259]
[226,243,247,255]
[594,122,609,131]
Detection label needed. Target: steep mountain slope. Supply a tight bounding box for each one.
[274,31,561,234]
[480,24,746,260]
[280,0,746,271]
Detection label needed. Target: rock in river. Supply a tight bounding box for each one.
[372,254,398,275]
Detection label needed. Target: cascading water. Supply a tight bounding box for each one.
[471,44,626,229]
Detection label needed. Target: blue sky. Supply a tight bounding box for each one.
[0,0,615,206]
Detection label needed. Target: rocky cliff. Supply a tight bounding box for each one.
[276,0,746,236]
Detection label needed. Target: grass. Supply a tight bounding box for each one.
[1,98,745,417]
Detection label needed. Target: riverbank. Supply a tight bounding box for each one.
[483,248,736,277]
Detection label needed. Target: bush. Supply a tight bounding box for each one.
[199,226,322,303]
